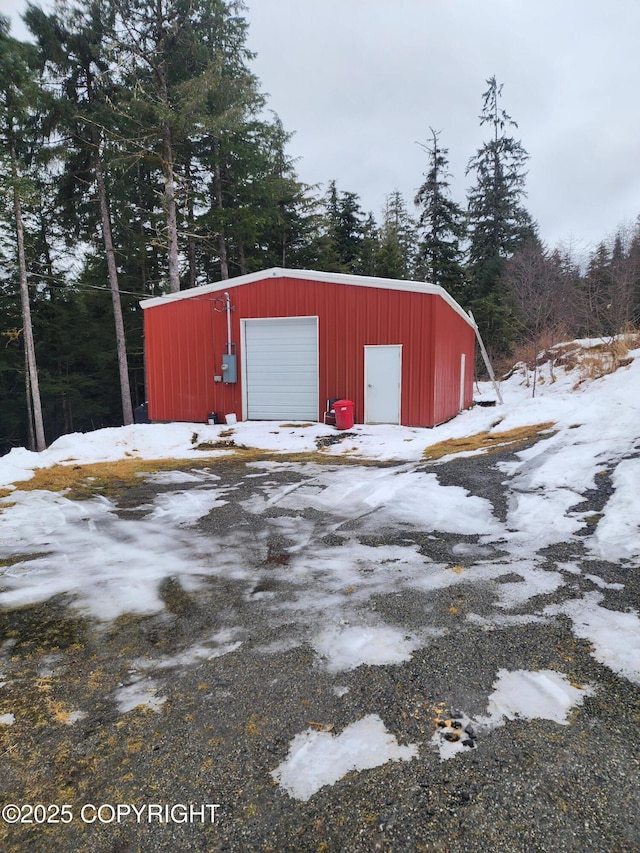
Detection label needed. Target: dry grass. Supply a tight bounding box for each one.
[506,326,570,374]
[6,446,391,500]
[0,552,51,568]
[578,353,615,382]
[423,422,556,461]
[505,328,640,387]
[11,457,212,499]
[194,439,242,450]
[550,342,581,371]
[5,419,560,501]
[269,450,389,467]
[575,331,640,385]
[278,423,315,428]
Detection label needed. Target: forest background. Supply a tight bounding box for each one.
[1,0,639,452]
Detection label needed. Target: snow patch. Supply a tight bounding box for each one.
[65,710,87,725]
[137,630,243,670]
[493,566,565,609]
[271,714,418,801]
[478,669,594,726]
[246,466,501,536]
[312,624,420,672]
[433,669,594,761]
[465,613,550,631]
[148,489,228,525]
[114,678,166,714]
[545,593,640,684]
[141,469,221,485]
[589,458,640,562]
[0,490,228,620]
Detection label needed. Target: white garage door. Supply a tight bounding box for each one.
[243,317,319,420]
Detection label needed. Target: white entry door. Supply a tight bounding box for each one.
[364,345,402,424]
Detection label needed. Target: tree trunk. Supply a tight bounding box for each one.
[185,155,197,288]
[94,148,134,425]
[151,0,181,293]
[136,161,151,294]
[11,144,46,451]
[38,205,56,298]
[24,347,35,451]
[237,240,247,276]
[162,120,181,291]
[212,137,228,280]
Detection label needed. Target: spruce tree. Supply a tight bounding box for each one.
[359,213,379,277]
[197,115,317,277]
[0,18,47,450]
[414,128,465,298]
[578,230,640,339]
[25,0,135,425]
[375,191,418,280]
[319,181,369,274]
[112,0,264,288]
[255,117,319,271]
[466,77,538,354]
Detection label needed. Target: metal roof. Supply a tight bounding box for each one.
[139,267,474,326]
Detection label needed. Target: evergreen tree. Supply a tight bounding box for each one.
[375,191,417,280]
[197,115,318,277]
[112,0,263,288]
[315,180,344,271]
[318,180,369,274]
[466,77,538,354]
[581,242,612,337]
[334,188,366,273]
[0,17,47,449]
[26,0,135,425]
[629,218,640,326]
[255,117,320,271]
[578,229,640,338]
[414,128,465,298]
[607,222,640,333]
[359,213,379,277]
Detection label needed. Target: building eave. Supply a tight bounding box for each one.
[139,267,473,327]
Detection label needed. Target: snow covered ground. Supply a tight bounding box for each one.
[1,340,639,800]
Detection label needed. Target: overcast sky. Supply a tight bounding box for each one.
[3,0,640,252]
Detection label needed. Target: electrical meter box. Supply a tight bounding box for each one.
[222,353,237,383]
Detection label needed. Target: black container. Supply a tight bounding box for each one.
[134,402,150,423]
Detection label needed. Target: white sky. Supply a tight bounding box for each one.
[3,0,640,250]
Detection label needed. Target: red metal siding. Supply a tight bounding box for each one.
[431,296,476,425]
[143,274,474,427]
[145,298,217,422]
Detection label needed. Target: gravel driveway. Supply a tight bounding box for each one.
[0,443,639,853]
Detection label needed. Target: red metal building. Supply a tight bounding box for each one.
[140,268,476,427]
